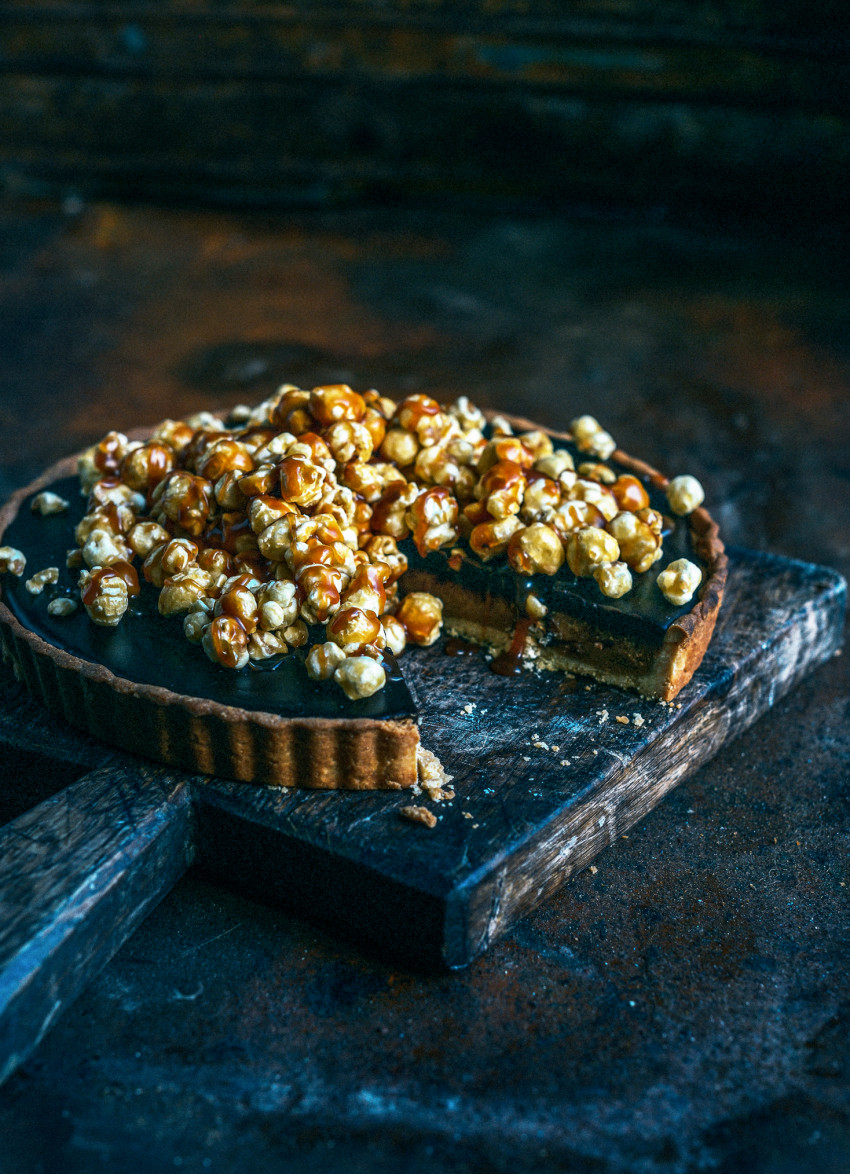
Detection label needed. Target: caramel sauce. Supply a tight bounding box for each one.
[444,638,477,657]
[87,476,122,511]
[144,443,174,488]
[219,586,258,632]
[220,513,254,555]
[93,433,124,474]
[102,501,124,533]
[612,474,650,512]
[490,617,532,677]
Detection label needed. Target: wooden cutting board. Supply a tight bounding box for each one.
[0,546,844,1085]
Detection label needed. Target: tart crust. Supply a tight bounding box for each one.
[0,414,726,786]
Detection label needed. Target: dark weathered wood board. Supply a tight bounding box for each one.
[0,546,845,1085]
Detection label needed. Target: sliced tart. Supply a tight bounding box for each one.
[0,388,725,788]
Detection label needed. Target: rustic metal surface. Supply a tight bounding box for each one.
[0,201,847,1171]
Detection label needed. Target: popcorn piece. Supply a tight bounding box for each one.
[306,641,347,681]
[570,415,616,460]
[334,655,387,700]
[79,568,130,627]
[31,491,70,516]
[565,526,620,578]
[47,596,77,617]
[593,560,633,599]
[507,523,564,577]
[666,475,705,517]
[396,592,443,647]
[0,546,26,576]
[657,558,703,606]
[25,566,59,595]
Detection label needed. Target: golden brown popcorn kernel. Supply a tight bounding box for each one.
[120,442,175,492]
[565,526,620,578]
[507,523,565,576]
[657,558,703,605]
[306,640,347,681]
[203,614,250,669]
[593,561,633,599]
[31,491,70,516]
[396,592,443,646]
[666,475,705,516]
[334,655,387,700]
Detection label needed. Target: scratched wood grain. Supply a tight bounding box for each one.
[0,547,844,1084]
[1,2,847,215]
[0,764,195,1085]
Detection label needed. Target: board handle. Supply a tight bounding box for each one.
[0,761,194,1085]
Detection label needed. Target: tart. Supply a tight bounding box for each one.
[0,388,725,789]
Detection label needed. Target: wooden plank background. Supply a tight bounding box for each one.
[1,1,848,216]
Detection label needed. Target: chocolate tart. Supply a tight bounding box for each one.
[0,414,725,788]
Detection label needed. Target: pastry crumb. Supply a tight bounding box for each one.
[560,759,569,766]
[417,745,454,800]
[615,715,630,725]
[596,709,609,723]
[463,811,474,819]
[632,714,645,728]
[400,805,437,829]
[532,740,549,750]
[589,865,598,874]
[384,780,404,790]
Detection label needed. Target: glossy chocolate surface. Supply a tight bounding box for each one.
[1,476,417,721]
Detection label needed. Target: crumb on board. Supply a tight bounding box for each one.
[533,740,549,750]
[589,865,598,874]
[615,715,630,725]
[400,805,438,829]
[463,811,473,819]
[596,709,609,723]
[632,714,645,728]
[560,759,569,766]
[417,746,454,800]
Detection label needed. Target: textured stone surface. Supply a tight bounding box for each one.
[0,201,847,1172]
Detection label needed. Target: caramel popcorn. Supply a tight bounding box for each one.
[65,386,706,699]
[31,491,70,516]
[666,474,705,517]
[656,558,703,606]
[0,546,27,576]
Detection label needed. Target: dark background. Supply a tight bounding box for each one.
[0,4,849,1172]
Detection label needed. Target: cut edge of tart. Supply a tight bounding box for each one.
[0,399,726,790]
[406,414,727,703]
